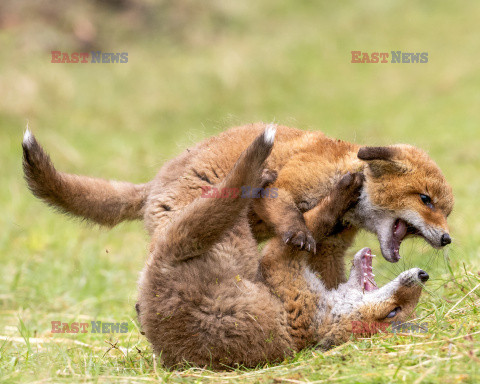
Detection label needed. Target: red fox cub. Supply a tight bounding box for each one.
[22,123,453,288]
[136,128,428,369]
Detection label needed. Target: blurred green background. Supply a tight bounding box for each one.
[1,0,479,382]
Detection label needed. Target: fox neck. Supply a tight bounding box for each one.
[304,267,363,338]
[309,282,365,347]
[332,155,377,232]
[343,181,381,235]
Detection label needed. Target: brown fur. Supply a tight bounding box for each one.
[22,123,453,290]
[22,132,149,226]
[137,129,425,369]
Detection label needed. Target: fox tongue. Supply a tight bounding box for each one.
[392,219,408,260]
[394,220,408,239]
[364,276,377,291]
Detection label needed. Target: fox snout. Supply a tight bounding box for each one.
[418,270,429,283]
[425,226,452,249]
[421,210,452,249]
[399,268,429,286]
[440,233,452,246]
[421,220,452,249]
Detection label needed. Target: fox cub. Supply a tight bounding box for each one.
[136,127,428,369]
[22,123,453,288]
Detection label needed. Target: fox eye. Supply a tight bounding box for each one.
[386,306,401,319]
[420,194,434,209]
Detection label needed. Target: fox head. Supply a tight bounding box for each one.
[352,145,454,262]
[314,247,428,348]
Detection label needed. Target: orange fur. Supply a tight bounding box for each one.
[137,130,426,368]
[22,123,454,290]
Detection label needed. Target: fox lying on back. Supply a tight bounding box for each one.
[136,127,429,368]
[22,123,453,288]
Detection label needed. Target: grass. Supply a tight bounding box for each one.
[1,0,480,382]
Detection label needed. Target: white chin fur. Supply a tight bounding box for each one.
[364,268,423,303]
[353,190,399,262]
[351,185,444,262]
[376,216,399,262]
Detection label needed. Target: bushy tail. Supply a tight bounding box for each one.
[22,130,150,226]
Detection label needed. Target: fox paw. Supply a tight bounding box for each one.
[336,171,364,209]
[260,169,278,188]
[283,229,316,253]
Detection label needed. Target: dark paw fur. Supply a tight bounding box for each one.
[336,172,364,209]
[260,169,278,188]
[283,230,317,253]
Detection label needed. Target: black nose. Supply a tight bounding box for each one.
[418,270,429,283]
[441,233,451,246]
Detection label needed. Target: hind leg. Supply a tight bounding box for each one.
[152,125,277,261]
[139,126,296,368]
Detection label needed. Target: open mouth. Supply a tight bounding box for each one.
[360,248,377,292]
[354,247,428,293]
[390,219,421,261]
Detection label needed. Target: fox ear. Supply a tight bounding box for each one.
[358,146,396,162]
[358,146,407,177]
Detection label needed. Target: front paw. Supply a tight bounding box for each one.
[336,172,364,209]
[282,229,316,253]
[260,169,278,188]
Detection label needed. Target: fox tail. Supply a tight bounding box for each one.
[22,130,150,226]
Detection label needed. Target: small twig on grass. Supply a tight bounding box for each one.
[406,355,462,370]
[445,282,480,317]
[412,365,437,384]
[103,339,127,358]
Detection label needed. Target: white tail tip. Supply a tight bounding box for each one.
[264,123,277,145]
[23,128,33,146]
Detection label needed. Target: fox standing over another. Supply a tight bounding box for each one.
[136,127,428,368]
[22,123,453,288]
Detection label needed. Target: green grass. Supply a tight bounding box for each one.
[1,0,480,382]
